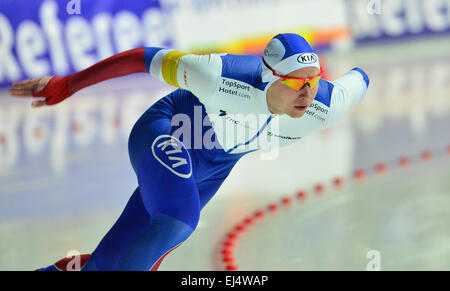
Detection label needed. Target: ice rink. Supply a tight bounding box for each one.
[0,38,449,271]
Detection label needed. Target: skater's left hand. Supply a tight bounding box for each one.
[8,76,69,107]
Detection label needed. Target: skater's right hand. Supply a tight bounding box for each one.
[8,76,70,107]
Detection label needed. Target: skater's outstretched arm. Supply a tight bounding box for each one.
[8,48,148,107]
[8,47,221,108]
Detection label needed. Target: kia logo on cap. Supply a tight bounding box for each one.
[297,53,317,64]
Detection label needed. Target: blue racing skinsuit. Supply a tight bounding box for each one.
[43,44,369,271]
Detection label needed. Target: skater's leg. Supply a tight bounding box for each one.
[83,114,200,270]
[83,186,197,271]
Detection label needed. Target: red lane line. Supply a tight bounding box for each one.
[220,146,449,271]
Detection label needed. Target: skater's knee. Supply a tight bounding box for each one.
[151,213,198,237]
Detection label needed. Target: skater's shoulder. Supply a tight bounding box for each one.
[218,54,265,90]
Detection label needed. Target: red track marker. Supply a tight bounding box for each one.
[421,151,432,161]
[254,210,265,218]
[314,184,325,194]
[376,163,387,174]
[281,197,292,206]
[235,224,246,232]
[244,217,254,224]
[268,203,278,212]
[226,264,238,271]
[354,169,365,181]
[221,248,232,255]
[296,190,307,200]
[227,232,238,239]
[333,177,344,188]
[399,157,410,168]
[222,256,234,263]
[224,240,234,247]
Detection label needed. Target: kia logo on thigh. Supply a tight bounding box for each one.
[151,135,192,178]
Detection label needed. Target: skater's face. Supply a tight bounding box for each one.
[267,67,320,118]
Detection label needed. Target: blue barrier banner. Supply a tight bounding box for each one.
[0,0,174,87]
[348,0,450,44]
